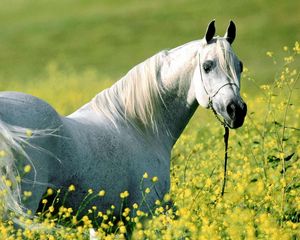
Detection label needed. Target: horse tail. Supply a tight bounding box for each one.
[0,119,32,220]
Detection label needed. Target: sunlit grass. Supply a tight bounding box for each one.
[0,42,299,239]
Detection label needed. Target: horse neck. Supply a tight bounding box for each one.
[88,40,202,151]
[158,40,201,146]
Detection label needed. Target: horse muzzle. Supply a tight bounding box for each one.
[225,101,247,129]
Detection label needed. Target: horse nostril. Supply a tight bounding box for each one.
[226,102,236,118]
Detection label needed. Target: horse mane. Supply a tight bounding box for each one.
[91,38,239,133]
[92,51,167,133]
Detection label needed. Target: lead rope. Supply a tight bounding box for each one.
[208,99,229,197]
[199,54,231,197]
[221,126,229,196]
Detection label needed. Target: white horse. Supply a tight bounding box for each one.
[0,20,246,223]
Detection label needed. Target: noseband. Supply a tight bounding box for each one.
[198,55,239,127]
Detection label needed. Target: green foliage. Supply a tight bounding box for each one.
[0,0,299,93]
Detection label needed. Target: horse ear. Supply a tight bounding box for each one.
[204,20,215,44]
[224,20,236,44]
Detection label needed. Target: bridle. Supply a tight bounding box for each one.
[198,54,240,128]
[198,53,240,196]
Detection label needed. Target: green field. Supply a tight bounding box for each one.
[0,0,299,112]
[0,0,300,239]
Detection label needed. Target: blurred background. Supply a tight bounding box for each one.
[0,0,299,114]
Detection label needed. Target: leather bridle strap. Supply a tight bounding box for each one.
[198,54,239,127]
[198,54,235,197]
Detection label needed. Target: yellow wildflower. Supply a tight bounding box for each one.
[26,129,32,137]
[68,184,75,192]
[120,191,129,198]
[119,226,126,234]
[152,176,158,182]
[47,188,54,195]
[24,165,31,173]
[143,172,149,178]
[0,150,6,157]
[133,203,138,209]
[49,206,54,213]
[98,190,105,197]
[266,51,274,57]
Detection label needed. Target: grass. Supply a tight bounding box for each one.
[0,0,300,239]
[0,0,299,99]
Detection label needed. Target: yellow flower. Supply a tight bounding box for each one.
[82,215,89,223]
[0,150,6,157]
[24,164,31,173]
[143,172,148,178]
[284,56,294,63]
[26,129,33,137]
[5,179,12,187]
[72,216,77,224]
[68,184,75,192]
[16,176,21,183]
[47,188,54,195]
[266,51,274,57]
[133,203,138,209]
[163,193,171,202]
[42,199,48,204]
[205,178,212,187]
[98,190,105,197]
[49,206,54,213]
[145,188,151,194]
[88,188,93,194]
[120,191,129,198]
[152,176,158,182]
[119,225,126,234]
[23,191,32,197]
[136,210,144,216]
[293,41,300,54]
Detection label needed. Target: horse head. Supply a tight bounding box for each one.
[194,20,247,129]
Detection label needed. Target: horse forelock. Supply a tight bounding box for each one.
[215,38,239,85]
[92,51,167,133]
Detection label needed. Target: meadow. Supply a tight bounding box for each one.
[0,0,300,239]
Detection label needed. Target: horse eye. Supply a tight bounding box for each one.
[203,61,214,73]
[240,61,243,72]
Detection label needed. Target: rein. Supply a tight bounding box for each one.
[198,55,234,197]
[209,100,229,197]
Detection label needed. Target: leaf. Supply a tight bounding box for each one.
[274,121,281,126]
[267,155,280,163]
[284,152,295,162]
[250,178,258,183]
